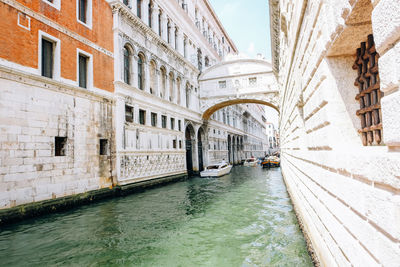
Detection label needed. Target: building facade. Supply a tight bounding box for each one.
[270,0,400,265]
[0,0,115,209]
[0,0,269,214]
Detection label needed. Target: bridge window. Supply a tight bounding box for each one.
[219,81,226,89]
[249,77,257,87]
[353,34,382,146]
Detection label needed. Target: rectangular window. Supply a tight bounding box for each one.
[218,81,226,89]
[55,137,67,156]
[179,140,182,149]
[151,112,157,127]
[41,38,53,78]
[170,118,175,130]
[125,105,133,123]
[139,109,146,125]
[178,120,181,131]
[99,139,108,155]
[173,139,177,149]
[78,54,88,88]
[161,115,167,128]
[78,0,87,23]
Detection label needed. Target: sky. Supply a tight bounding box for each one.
[209,0,278,127]
[209,0,272,61]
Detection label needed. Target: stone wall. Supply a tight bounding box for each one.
[272,0,400,265]
[0,68,115,210]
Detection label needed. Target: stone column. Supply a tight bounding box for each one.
[144,60,150,93]
[169,22,176,50]
[164,70,169,101]
[161,13,168,42]
[156,69,162,98]
[142,0,149,26]
[172,77,177,104]
[151,4,159,34]
[132,55,139,89]
[176,29,184,56]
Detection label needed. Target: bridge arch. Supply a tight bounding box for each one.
[199,57,279,120]
[202,99,279,120]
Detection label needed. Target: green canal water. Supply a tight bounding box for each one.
[0,167,313,267]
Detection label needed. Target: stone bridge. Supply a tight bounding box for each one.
[199,58,279,120]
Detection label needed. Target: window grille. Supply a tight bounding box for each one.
[352,34,383,146]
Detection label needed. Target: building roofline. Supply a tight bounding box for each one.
[204,0,238,53]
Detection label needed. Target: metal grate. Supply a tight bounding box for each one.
[352,34,383,146]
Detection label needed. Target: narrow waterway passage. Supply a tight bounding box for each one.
[0,167,313,266]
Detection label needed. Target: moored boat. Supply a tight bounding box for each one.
[261,155,280,168]
[243,158,257,167]
[200,162,233,177]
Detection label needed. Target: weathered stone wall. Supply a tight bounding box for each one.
[273,0,400,265]
[0,69,115,209]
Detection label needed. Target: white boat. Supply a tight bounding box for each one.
[200,162,233,177]
[243,158,257,167]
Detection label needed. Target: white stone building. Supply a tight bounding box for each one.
[110,0,270,183]
[270,0,400,265]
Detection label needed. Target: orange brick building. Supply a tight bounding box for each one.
[0,0,114,91]
[0,0,116,212]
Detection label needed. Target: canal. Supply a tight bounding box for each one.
[0,167,313,266]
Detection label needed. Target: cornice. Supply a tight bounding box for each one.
[268,0,281,76]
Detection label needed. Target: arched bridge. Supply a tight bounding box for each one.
[199,58,279,120]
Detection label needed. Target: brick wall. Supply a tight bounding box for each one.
[276,0,400,265]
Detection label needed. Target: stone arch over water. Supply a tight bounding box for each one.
[198,57,279,121]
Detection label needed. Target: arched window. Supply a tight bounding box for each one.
[176,77,181,105]
[137,54,144,90]
[160,67,166,98]
[204,56,209,67]
[123,0,129,6]
[167,20,171,44]
[149,60,156,95]
[158,11,162,36]
[169,72,174,102]
[148,1,152,27]
[123,45,131,84]
[174,28,178,50]
[185,82,190,108]
[137,0,142,18]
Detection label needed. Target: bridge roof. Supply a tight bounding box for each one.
[199,58,274,81]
